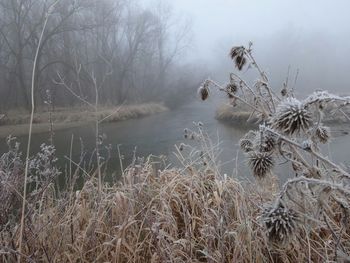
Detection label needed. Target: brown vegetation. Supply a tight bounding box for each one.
[1,150,350,262]
[0,103,167,137]
[215,104,257,126]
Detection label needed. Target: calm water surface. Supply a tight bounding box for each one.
[1,98,350,185]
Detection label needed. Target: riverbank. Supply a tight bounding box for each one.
[215,104,258,127]
[0,103,168,138]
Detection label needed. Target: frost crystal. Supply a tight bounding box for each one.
[303,90,350,106]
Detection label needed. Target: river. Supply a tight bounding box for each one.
[1,97,350,185]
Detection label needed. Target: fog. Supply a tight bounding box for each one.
[1,0,349,112]
[1,0,350,154]
[162,0,350,93]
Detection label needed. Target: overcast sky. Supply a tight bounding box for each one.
[168,0,350,59]
[143,0,350,92]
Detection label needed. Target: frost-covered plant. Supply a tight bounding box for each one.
[200,43,350,251]
[0,139,61,228]
[198,80,210,101]
[239,138,253,153]
[28,143,60,193]
[314,125,330,144]
[260,201,299,245]
[0,136,23,226]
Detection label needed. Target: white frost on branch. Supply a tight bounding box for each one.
[303,90,350,106]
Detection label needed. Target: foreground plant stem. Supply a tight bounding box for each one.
[18,2,59,261]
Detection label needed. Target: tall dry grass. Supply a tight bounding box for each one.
[1,139,349,262]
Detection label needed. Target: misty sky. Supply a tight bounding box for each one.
[146,0,350,93]
[170,0,350,58]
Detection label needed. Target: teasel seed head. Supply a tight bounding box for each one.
[315,125,330,144]
[256,132,277,153]
[261,202,298,245]
[226,83,238,98]
[271,98,313,135]
[229,46,244,59]
[235,55,246,70]
[239,138,253,153]
[248,151,274,178]
[229,46,247,70]
[198,85,209,101]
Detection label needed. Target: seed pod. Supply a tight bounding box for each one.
[271,98,313,135]
[235,55,246,71]
[239,138,253,153]
[256,132,276,153]
[315,126,330,144]
[261,202,298,245]
[248,151,274,178]
[198,86,209,101]
[225,83,238,99]
[229,46,243,59]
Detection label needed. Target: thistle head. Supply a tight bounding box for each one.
[229,46,244,59]
[271,98,313,135]
[248,151,274,178]
[198,82,210,101]
[229,46,247,71]
[239,138,253,153]
[314,125,330,144]
[235,56,246,70]
[255,132,277,153]
[225,83,238,98]
[261,202,298,245]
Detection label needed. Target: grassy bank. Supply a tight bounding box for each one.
[0,103,168,137]
[216,104,258,127]
[1,150,348,262]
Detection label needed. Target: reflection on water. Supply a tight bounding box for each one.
[1,98,350,185]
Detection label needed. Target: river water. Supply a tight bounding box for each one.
[1,98,350,185]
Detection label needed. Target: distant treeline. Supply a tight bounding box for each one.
[0,0,202,111]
